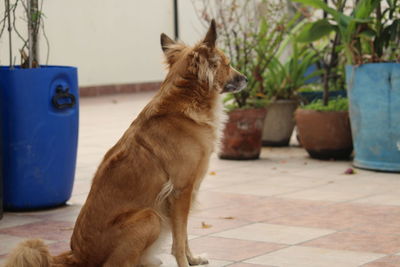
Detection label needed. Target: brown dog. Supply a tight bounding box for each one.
[4,20,247,267]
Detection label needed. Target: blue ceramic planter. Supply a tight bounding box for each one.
[346,63,400,172]
[0,66,79,210]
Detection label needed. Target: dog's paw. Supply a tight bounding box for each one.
[188,253,208,266]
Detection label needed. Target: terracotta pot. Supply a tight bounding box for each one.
[219,108,267,160]
[295,109,353,159]
[262,100,298,146]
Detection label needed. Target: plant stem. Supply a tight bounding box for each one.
[323,33,340,106]
[27,0,33,68]
[6,0,13,68]
[31,0,39,64]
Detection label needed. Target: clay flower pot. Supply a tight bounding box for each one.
[295,109,353,159]
[219,108,267,160]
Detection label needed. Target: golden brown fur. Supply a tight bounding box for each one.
[4,20,246,267]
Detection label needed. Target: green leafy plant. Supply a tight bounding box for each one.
[302,96,349,111]
[293,0,400,64]
[292,0,349,106]
[193,0,298,110]
[262,42,321,101]
[301,34,346,105]
[298,84,324,92]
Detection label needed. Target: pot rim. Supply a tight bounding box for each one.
[296,108,349,114]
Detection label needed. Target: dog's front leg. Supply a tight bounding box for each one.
[185,238,209,265]
[170,186,192,267]
[170,186,206,266]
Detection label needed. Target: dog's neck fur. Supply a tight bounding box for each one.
[150,78,222,127]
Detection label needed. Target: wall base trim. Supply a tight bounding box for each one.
[80,81,161,97]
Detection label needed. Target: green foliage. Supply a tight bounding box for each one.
[195,0,299,110]
[302,96,349,111]
[262,43,322,100]
[298,84,324,92]
[223,93,270,112]
[227,9,300,109]
[298,84,343,92]
[297,19,337,42]
[294,0,400,64]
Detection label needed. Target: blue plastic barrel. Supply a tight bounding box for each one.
[346,63,400,172]
[0,66,79,210]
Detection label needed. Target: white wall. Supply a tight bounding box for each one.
[42,0,174,86]
[178,0,206,45]
[0,0,208,87]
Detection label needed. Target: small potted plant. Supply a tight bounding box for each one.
[294,0,400,170]
[293,3,353,159]
[296,97,352,159]
[0,0,79,209]
[194,0,295,159]
[261,41,320,146]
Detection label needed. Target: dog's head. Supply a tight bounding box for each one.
[160,20,247,94]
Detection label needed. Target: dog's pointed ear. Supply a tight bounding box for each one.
[161,33,175,53]
[202,19,217,49]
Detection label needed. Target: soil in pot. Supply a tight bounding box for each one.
[295,109,353,159]
[219,108,267,160]
[262,100,298,146]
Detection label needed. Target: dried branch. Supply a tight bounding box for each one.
[1,0,45,68]
[0,7,7,39]
[5,0,13,67]
[13,0,29,52]
[39,0,49,64]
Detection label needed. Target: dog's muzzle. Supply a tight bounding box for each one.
[222,75,248,93]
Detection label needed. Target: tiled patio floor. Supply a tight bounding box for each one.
[1,92,400,266]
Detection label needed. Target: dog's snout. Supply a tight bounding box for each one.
[235,75,247,83]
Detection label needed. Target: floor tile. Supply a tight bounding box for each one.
[362,255,400,267]
[188,236,285,262]
[303,231,400,254]
[280,175,395,202]
[68,193,89,205]
[195,197,332,223]
[212,223,334,245]
[188,216,250,236]
[210,180,301,197]
[0,214,41,229]
[194,191,265,211]
[157,252,233,266]
[0,234,34,255]
[352,193,400,206]
[350,219,400,236]
[0,220,74,242]
[47,241,70,256]
[227,264,275,267]
[245,246,385,267]
[263,202,400,230]
[72,179,93,195]
[12,204,81,221]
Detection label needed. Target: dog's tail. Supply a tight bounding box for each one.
[3,239,77,267]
